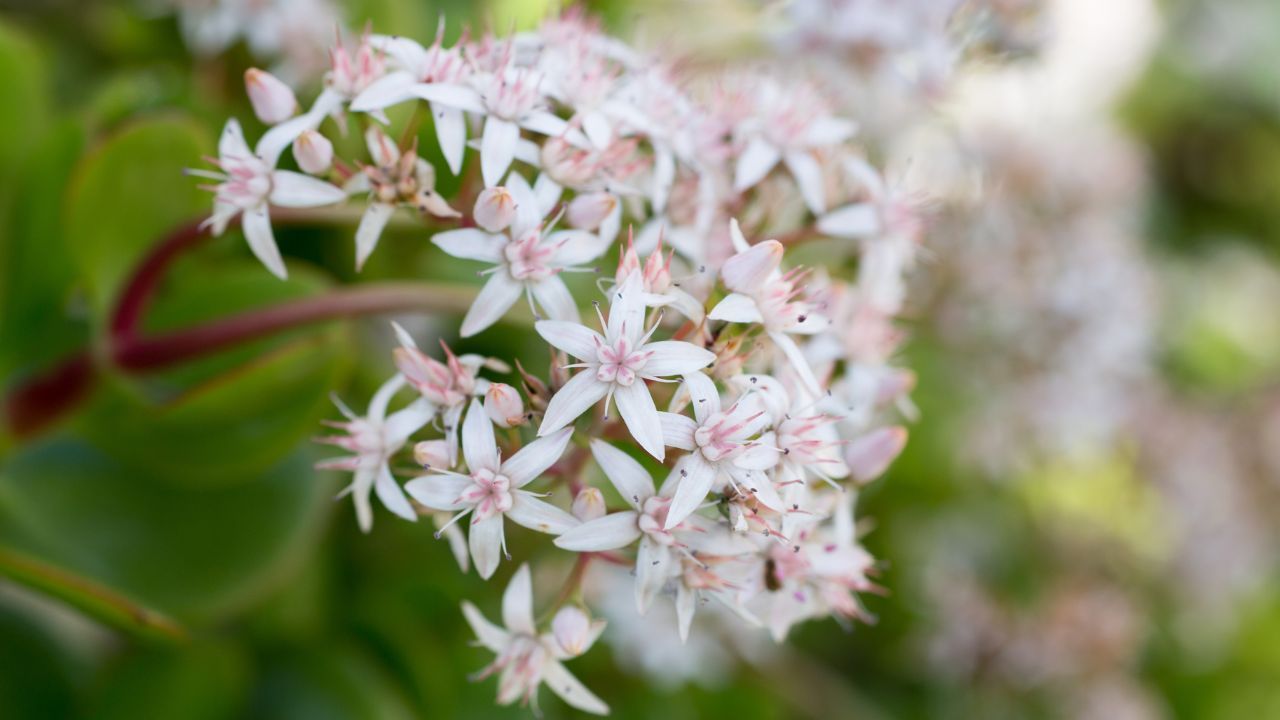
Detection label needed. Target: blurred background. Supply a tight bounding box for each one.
[2,0,1280,718]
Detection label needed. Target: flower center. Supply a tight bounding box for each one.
[595,337,649,386]
[637,496,676,543]
[693,410,752,463]
[504,230,557,281]
[462,468,513,520]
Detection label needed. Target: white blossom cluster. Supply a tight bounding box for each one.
[159,0,343,81]
[195,11,917,715]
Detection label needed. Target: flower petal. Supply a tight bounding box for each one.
[770,330,822,399]
[461,397,500,473]
[503,427,574,487]
[481,117,520,187]
[641,340,715,377]
[589,439,655,508]
[469,512,505,580]
[664,452,716,529]
[502,563,536,634]
[241,205,287,279]
[548,229,610,266]
[460,272,523,337]
[613,381,664,461]
[355,202,396,270]
[538,370,608,436]
[554,511,641,551]
[607,272,646,346]
[707,293,763,324]
[543,660,610,716]
[635,535,671,614]
[218,118,251,160]
[721,240,783,294]
[531,275,579,323]
[676,583,696,643]
[462,601,510,652]
[536,320,605,361]
[818,203,880,239]
[409,81,485,113]
[374,463,416,522]
[682,371,721,424]
[349,70,418,112]
[733,135,781,192]
[657,412,697,452]
[507,491,580,534]
[404,473,472,511]
[432,228,506,262]
[784,150,827,214]
[432,103,467,175]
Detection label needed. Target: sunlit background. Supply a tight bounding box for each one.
[2,0,1280,717]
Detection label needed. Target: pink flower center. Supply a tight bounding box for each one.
[594,336,650,387]
[693,409,759,463]
[216,156,272,209]
[504,230,558,281]
[483,67,542,120]
[462,468,513,520]
[637,496,676,544]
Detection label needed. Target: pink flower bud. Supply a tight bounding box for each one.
[414,440,451,469]
[567,192,617,231]
[474,187,516,232]
[484,383,526,428]
[552,606,598,657]
[844,426,907,485]
[571,487,606,521]
[244,68,298,124]
[293,130,333,175]
[541,137,597,187]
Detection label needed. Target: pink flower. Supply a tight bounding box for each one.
[461,565,608,714]
[317,375,433,532]
[405,400,578,579]
[535,273,716,460]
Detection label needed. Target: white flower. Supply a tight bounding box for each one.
[461,564,608,714]
[731,78,857,214]
[729,374,849,487]
[658,372,783,529]
[431,174,611,336]
[754,494,878,641]
[351,29,474,175]
[195,119,346,279]
[535,273,716,460]
[316,374,433,532]
[554,439,681,612]
[405,398,578,579]
[708,219,829,396]
[391,322,498,466]
[346,126,460,270]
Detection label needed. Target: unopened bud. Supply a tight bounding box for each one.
[484,383,526,428]
[414,439,452,469]
[552,606,600,658]
[514,359,549,412]
[245,68,298,124]
[541,137,596,187]
[474,187,516,232]
[844,426,907,485]
[567,191,617,231]
[571,487,606,522]
[293,130,333,174]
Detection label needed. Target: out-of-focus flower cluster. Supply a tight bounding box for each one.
[193,9,922,714]
[159,0,343,81]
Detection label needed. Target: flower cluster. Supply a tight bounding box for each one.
[201,11,917,715]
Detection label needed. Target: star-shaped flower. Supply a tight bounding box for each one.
[317,374,433,532]
[462,564,608,714]
[536,272,716,460]
[195,119,347,279]
[405,398,578,579]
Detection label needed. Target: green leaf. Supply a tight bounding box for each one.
[0,546,183,642]
[0,601,78,720]
[0,19,48,173]
[65,115,210,314]
[79,262,351,486]
[88,640,250,720]
[0,438,332,623]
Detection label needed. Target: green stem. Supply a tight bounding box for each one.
[0,546,185,642]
